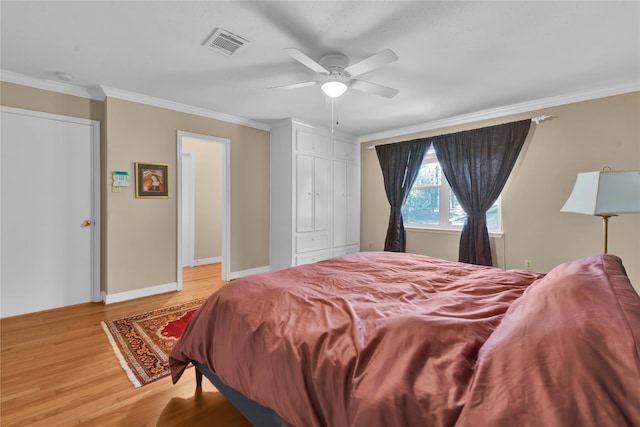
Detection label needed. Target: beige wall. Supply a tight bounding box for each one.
[183,137,222,261]
[1,83,270,297]
[0,82,104,121]
[103,97,269,294]
[361,92,640,291]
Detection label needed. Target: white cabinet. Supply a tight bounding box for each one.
[296,154,329,232]
[333,137,360,255]
[270,119,360,271]
[333,159,360,249]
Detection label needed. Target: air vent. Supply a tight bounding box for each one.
[203,28,249,56]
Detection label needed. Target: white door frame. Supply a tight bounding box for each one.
[181,151,196,268]
[0,106,101,304]
[176,131,230,286]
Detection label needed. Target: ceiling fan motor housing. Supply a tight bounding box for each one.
[319,53,350,76]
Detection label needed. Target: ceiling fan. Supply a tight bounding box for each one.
[270,48,399,99]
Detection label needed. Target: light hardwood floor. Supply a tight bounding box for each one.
[1,264,253,427]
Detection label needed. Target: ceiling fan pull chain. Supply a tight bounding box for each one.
[331,97,335,134]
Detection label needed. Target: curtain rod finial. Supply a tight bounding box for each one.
[532,115,555,124]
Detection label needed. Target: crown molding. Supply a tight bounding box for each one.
[271,117,356,139]
[3,69,637,139]
[1,70,104,100]
[0,70,270,132]
[359,82,640,143]
[97,86,270,131]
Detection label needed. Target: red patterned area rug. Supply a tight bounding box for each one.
[101,298,207,387]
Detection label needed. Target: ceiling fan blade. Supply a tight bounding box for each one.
[268,81,319,90]
[345,49,398,77]
[283,48,329,74]
[350,80,399,99]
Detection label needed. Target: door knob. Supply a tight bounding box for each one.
[81,219,92,228]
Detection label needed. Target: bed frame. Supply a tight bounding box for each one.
[193,361,292,427]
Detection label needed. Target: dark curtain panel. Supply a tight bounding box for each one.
[376,139,430,252]
[432,119,531,265]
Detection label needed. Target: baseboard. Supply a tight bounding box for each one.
[101,266,270,303]
[194,257,222,266]
[101,282,178,304]
[229,265,270,280]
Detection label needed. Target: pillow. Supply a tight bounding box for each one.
[456,254,640,427]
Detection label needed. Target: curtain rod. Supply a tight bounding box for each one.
[366,115,554,150]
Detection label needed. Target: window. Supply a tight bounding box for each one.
[402,148,501,231]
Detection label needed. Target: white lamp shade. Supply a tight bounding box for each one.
[321,80,348,98]
[561,170,640,215]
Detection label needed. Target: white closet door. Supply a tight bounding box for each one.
[296,154,314,232]
[314,157,330,231]
[333,160,348,247]
[347,161,361,245]
[1,109,98,317]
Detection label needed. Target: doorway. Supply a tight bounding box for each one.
[177,131,230,287]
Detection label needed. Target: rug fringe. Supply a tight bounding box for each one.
[100,321,142,388]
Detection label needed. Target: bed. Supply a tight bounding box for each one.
[169,252,640,426]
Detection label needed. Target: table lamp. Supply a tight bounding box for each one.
[561,168,640,253]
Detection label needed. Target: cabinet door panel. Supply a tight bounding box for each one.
[347,162,360,245]
[334,138,359,161]
[296,130,329,155]
[297,234,329,253]
[314,157,330,231]
[296,155,314,232]
[333,160,348,247]
[296,250,330,266]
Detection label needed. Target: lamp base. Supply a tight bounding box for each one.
[599,214,618,254]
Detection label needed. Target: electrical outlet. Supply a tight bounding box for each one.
[524,260,533,270]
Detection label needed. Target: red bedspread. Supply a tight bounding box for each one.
[169,252,544,426]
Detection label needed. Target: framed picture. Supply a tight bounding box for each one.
[135,162,169,198]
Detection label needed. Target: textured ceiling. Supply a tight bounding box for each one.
[1,1,638,138]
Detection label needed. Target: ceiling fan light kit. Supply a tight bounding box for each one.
[274,48,399,99]
[321,79,348,98]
